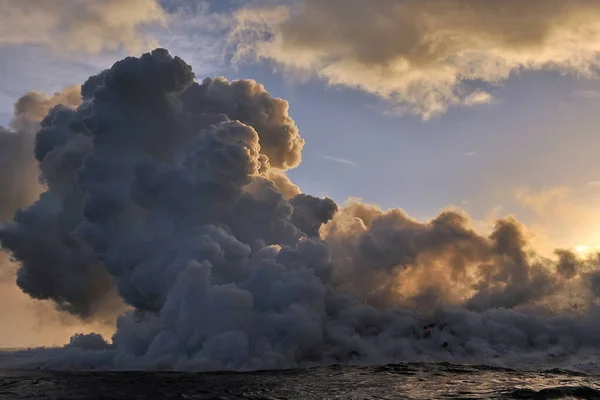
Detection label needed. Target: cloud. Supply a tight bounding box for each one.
[1,49,600,372]
[0,86,81,221]
[321,155,358,167]
[573,89,600,100]
[463,91,493,107]
[229,0,600,118]
[0,0,167,54]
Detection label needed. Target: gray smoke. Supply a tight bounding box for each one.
[1,49,599,372]
[0,87,121,319]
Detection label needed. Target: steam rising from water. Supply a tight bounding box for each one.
[0,49,599,371]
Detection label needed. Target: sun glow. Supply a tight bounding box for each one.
[574,244,600,256]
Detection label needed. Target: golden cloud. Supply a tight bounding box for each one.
[0,0,167,54]
[230,0,600,118]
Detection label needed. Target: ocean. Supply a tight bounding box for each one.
[1,363,599,400]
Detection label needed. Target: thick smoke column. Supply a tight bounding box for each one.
[1,49,600,371]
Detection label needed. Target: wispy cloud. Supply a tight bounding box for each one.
[320,155,358,167]
[156,1,231,74]
[466,152,476,156]
[463,91,493,107]
[573,90,600,100]
[587,180,600,187]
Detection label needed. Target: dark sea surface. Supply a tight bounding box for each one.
[1,363,599,400]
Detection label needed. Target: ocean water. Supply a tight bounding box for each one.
[1,363,599,400]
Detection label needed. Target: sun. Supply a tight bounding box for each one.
[574,244,600,256]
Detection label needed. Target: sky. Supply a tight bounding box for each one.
[1,0,600,347]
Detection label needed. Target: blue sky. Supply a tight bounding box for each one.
[2,0,600,252]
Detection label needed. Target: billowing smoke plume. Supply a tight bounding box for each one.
[1,49,600,372]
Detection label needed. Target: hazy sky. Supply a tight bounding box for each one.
[1,0,600,346]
